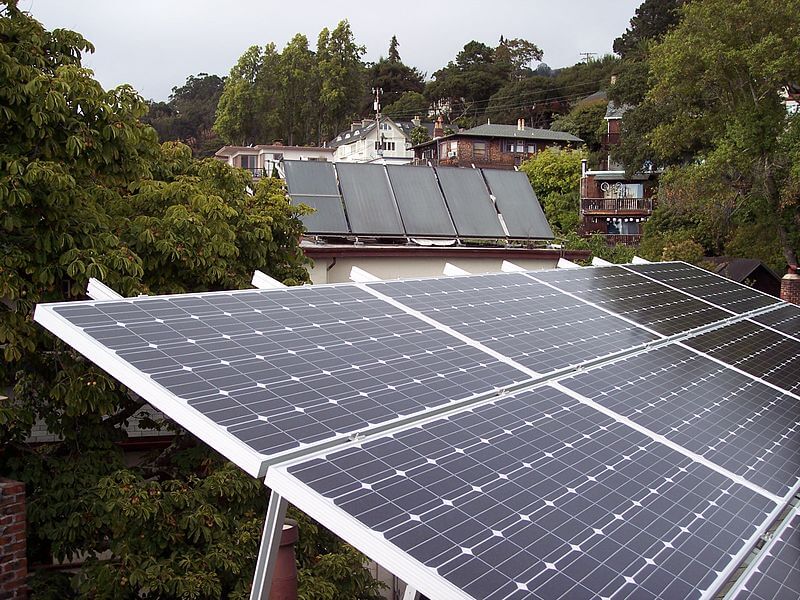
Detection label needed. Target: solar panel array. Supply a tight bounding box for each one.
[282,161,554,240]
[732,510,800,600]
[34,261,800,599]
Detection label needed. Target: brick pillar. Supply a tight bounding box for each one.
[781,265,800,305]
[0,478,27,599]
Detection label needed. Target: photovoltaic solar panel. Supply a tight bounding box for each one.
[370,273,657,374]
[624,262,781,314]
[532,267,732,336]
[386,165,457,237]
[283,161,350,234]
[336,163,405,236]
[36,285,530,476]
[751,304,800,338]
[273,385,776,600]
[481,169,554,239]
[560,344,800,498]
[683,321,800,395]
[435,167,505,238]
[733,510,800,600]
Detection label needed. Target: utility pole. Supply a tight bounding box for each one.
[579,52,597,63]
[372,87,383,157]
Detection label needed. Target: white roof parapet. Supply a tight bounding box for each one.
[443,263,470,276]
[500,260,526,273]
[251,270,287,289]
[591,257,615,267]
[349,266,382,283]
[86,278,124,301]
[557,258,582,269]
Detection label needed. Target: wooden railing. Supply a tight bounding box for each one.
[604,234,643,245]
[580,197,654,213]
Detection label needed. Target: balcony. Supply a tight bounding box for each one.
[580,197,654,215]
[243,167,267,179]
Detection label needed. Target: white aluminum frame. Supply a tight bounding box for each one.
[251,270,287,289]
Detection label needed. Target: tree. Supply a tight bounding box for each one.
[519,148,585,234]
[0,5,381,598]
[387,35,400,63]
[214,46,271,145]
[143,73,225,157]
[551,100,608,166]
[486,76,567,128]
[612,0,687,58]
[383,91,428,120]
[315,21,366,141]
[495,37,543,80]
[279,34,316,145]
[367,58,425,111]
[618,0,800,269]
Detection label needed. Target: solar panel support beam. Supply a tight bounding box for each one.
[557,258,582,269]
[249,492,288,600]
[631,256,651,264]
[86,278,123,301]
[443,263,469,276]
[349,266,382,283]
[251,270,287,289]
[591,257,614,267]
[402,586,419,600]
[501,260,526,273]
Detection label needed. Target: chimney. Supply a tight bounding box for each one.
[781,264,800,304]
[433,116,444,138]
[350,121,361,132]
[412,115,421,127]
[517,118,525,131]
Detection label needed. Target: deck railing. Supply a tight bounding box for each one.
[580,197,654,213]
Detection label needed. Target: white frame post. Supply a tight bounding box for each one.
[86,278,124,301]
[251,270,288,290]
[402,585,420,600]
[250,491,289,600]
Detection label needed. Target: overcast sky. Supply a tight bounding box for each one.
[22,0,640,101]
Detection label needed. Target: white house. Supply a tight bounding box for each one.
[330,117,415,165]
[215,144,335,178]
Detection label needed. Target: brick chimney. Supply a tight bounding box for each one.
[433,116,444,138]
[0,478,27,599]
[517,118,525,131]
[781,264,800,304]
[411,115,421,127]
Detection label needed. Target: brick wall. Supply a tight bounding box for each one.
[780,269,800,304]
[0,478,27,599]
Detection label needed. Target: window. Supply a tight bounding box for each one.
[240,154,258,169]
[380,123,391,131]
[374,141,396,151]
[503,140,526,153]
[473,141,487,159]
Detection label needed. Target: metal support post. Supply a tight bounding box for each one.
[250,492,289,600]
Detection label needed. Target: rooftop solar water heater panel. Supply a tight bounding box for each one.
[481,169,554,239]
[369,272,657,375]
[336,163,405,236]
[435,167,505,238]
[283,160,350,234]
[532,266,732,336]
[34,285,531,477]
[269,385,778,600]
[386,165,457,237]
[624,262,781,314]
[560,343,800,499]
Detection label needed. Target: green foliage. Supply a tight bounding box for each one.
[519,148,585,236]
[0,6,377,599]
[619,0,800,267]
[383,91,428,120]
[612,0,687,58]
[409,125,431,146]
[551,101,608,154]
[142,74,225,157]
[563,233,636,264]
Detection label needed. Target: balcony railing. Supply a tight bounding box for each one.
[580,197,654,214]
[604,234,643,246]
[243,167,267,178]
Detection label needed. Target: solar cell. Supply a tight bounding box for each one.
[733,510,800,600]
[683,321,800,395]
[336,163,405,236]
[481,169,553,239]
[435,167,505,238]
[386,165,457,237]
[273,385,776,600]
[624,262,780,314]
[369,272,657,374]
[751,304,800,339]
[282,161,350,234]
[36,285,530,476]
[560,344,800,499]
[532,267,732,336]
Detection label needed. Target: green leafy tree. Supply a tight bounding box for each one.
[367,58,425,112]
[0,5,381,598]
[495,36,543,80]
[519,148,585,234]
[618,0,800,269]
[383,91,429,120]
[279,34,316,145]
[550,100,608,162]
[612,0,687,58]
[486,76,566,127]
[315,21,366,141]
[143,73,225,157]
[409,125,432,146]
[387,34,400,63]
